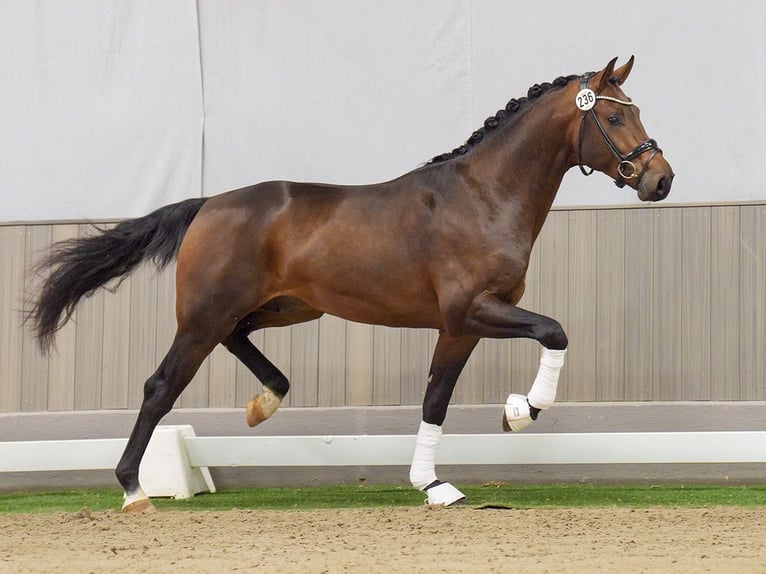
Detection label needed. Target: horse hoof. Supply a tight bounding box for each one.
[246,388,282,427]
[246,398,266,427]
[122,498,157,514]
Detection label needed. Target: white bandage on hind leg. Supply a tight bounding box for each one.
[409,421,442,490]
[526,348,567,410]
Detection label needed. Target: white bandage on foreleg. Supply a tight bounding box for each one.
[409,420,442,490]
[526,348,567,410]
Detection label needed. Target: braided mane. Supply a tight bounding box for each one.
[428,74,579,164]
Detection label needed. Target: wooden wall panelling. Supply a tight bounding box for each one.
[126,263,159,409]
[652,208,683,400]
[0,226,26,412]
[288,322,319,407]
[710,206,740,399]
[21,225,51,412]
[318,314,347,407]
[623,210,654,400]
[455,339,484,407]
[739,205,766,400]
[482,339,512,405]
[595,209,626,401]
[345,321,374,406]
[207,345,237,408]
[681,207,711,400]
[567,210,598,401]
[399,328,432,406]
[100,270,132,409]
[372,326,401,405]
[73,282,104,410]
[184,350,210,409]
[710,206,740,400]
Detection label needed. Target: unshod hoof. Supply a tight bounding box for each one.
[246,388,282,427]
[122,498,157,514]
[246,398,265,427]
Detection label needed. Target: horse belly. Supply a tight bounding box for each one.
[285,263,442,330]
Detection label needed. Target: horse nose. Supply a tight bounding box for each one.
[655,173,673,200]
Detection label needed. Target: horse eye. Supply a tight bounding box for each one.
[607,114,622,126]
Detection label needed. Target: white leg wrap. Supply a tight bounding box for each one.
[526,348,567,410]
[409,421,441,490]
[424,482,465,506]
[503,394,534,432]
[409,421,466,505]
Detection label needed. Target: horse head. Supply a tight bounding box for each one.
[574,56,674,202]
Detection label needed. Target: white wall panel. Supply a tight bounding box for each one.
[198,0,471,194]
[0,0,763,222]
[0,0,203,221]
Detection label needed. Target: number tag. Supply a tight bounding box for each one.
[575,88,596,111]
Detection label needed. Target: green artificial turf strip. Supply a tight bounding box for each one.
[2,483,766,514]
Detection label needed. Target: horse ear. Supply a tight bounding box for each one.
[612,55,635,86]
[597,57,619,91]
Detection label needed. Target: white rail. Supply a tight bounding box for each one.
[3,431,766,473]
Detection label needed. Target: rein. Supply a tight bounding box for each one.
[576,73,660,188]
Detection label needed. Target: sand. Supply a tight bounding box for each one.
[2,505,765,573]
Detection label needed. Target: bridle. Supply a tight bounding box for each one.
[576,72,661,188]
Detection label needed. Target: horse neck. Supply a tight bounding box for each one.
[459,94,576,238]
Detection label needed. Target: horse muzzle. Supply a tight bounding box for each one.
[637,167,674,202]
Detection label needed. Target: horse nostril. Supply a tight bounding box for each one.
[656,176,671,199]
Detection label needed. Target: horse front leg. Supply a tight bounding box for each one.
[410,333,479,506]
[462,293,568,432]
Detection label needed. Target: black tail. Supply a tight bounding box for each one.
[27,197,209,352]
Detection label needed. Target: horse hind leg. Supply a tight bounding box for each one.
[117,328,221,513]
[222,299,323,427]
[222,331,287,427]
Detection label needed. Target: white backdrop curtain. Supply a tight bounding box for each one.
[1,0,764,222]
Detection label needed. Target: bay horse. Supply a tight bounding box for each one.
[28,56,673,511]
